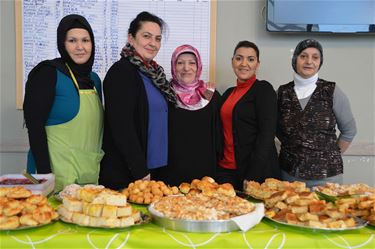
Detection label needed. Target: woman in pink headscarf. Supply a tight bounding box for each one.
[151,44,221,186]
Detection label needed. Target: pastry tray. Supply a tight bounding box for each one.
[0,173,55,196]
[148,202,264,233]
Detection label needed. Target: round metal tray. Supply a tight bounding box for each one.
[148,203,239,233]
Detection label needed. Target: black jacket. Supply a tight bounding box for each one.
[219,80,280,183]
[99,57,149,190]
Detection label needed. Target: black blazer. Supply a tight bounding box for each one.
[99,57,149,190]
[219,80,280,183]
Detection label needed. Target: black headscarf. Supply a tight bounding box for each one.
[292,39,323,73]
[28,14,95,88]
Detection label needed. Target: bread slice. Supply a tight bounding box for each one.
[120,216,135,227]
[63,197,83,212]
[297,212,319,221]
[87,204,103,217]
[58,205,74,221]
[98,217,121,228]
[325,209,346,219]
[102,205,118,218]
[294,198,313,206]
[319,215,333,224]
[285,194,299,204]
[275,201,288,210]
[89,216,101,227]
[79,188,102,202]
[131,209,141,223]
[291,205,308,214]
[117,204,132,217]
[72,212,90,226]
[285,212,299,225]
[309,200,326,213]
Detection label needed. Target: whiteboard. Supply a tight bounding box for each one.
[15,0,217,109]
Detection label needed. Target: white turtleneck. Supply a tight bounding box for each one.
[293,73,318,99]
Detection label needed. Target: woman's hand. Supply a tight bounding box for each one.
[202,82,216,100]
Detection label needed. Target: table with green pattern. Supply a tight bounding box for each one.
[1,200,374,249]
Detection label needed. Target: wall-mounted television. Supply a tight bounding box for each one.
[266,0,375,34]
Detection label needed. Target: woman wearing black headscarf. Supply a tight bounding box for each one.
[24,14,104,192]
[277,39,357,188]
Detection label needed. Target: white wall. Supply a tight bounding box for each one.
[1,0,374,185]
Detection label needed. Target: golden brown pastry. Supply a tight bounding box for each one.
[87,204,103,217]
[19,214,38,226]
[7,187,32,199]
[32,210,52,224]
[26,194,47,205]
[0,188,11,197]
[217,183,235,197]
[3,200,24,217]
[179,183,191,194]
[201,176,215,183]
[102,205,118,218]
[0,216,19,230]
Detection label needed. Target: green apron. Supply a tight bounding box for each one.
[46,64,104,192]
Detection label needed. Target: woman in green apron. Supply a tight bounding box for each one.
[24,14,104,192]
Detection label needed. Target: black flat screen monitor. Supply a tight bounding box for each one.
[266,0,375,33]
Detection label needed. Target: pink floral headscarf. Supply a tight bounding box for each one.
[171,44,214,110]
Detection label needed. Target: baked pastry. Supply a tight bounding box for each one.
[217,183,236,197]
[32,210,53,224]
[59,186,142,228]
[6,187,32,199]
[3,200,24,217]
[0,187,58,230]
[19,214,38,226]
[0,188,11,197]
[153,193,255,220]
[26,194,47,205]
[201,176,216,183]
[120,216,135,227]
[117,204,132,217]
[72,212,90,226]
[58,205,74,221]
[123,180,179,204]
[0,216,19,230]
[98,217,120,228]
[102,205,118,218]
[63,197,83,212]
[79,188,102,203]
[86,204,103,217]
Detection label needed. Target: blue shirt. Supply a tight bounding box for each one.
[139,72,168,169]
